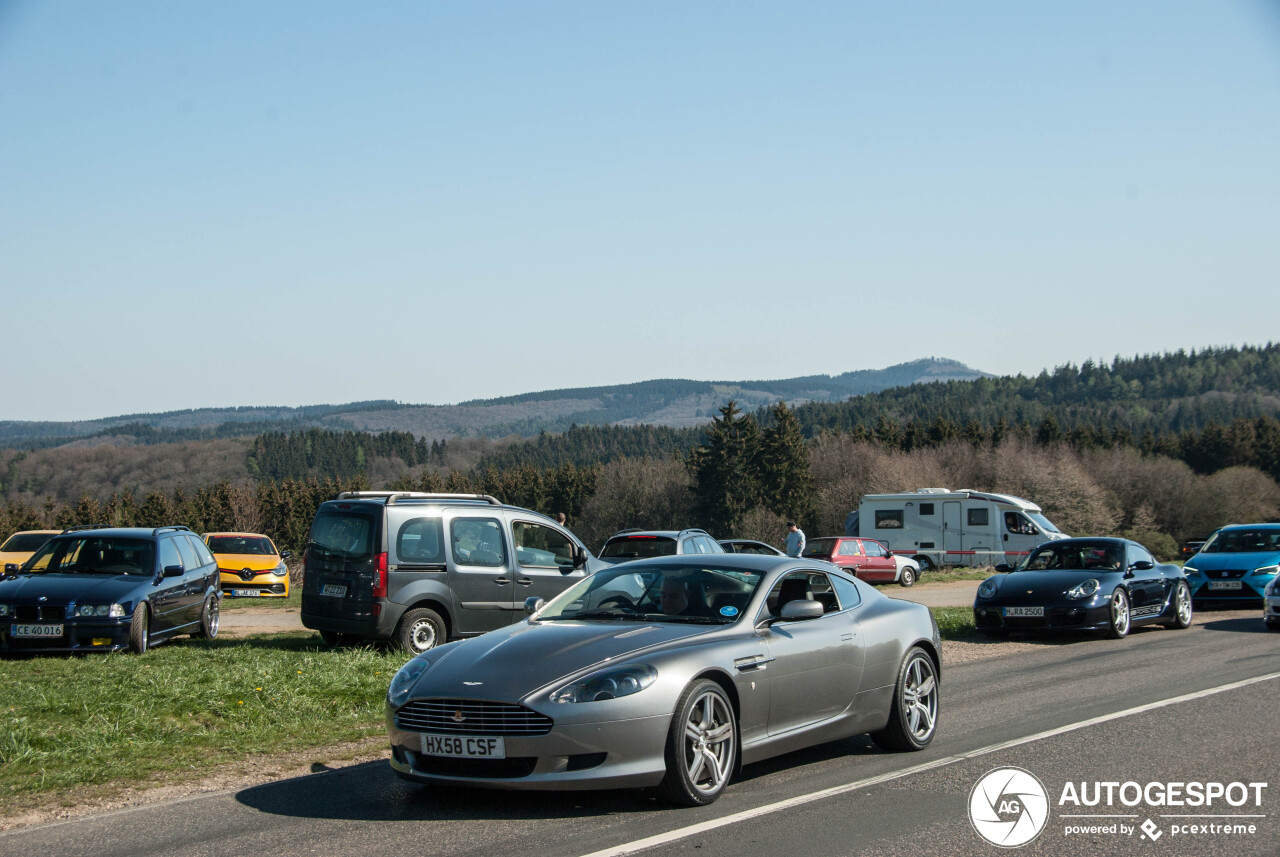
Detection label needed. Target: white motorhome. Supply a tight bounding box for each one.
[844,488,1067,570]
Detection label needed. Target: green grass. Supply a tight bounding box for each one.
[931,606,976,640]
[218,588,302,611]
[0,633,407,803]
[919,567,992,584]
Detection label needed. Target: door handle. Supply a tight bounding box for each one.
[493,577,510,585]
[516,577,533,586]
[733,654,775,671]
[841,632,855,641]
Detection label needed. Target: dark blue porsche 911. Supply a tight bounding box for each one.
[0,526,221,654]
[973,537,1192,639]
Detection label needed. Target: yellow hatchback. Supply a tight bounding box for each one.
[203,532,292,598]
[0,530,60,570]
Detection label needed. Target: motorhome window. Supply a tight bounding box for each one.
[396,517,445,564]
[1004,512,1038,536]
[1027,513,1061,534]
[875,510,904,529]
[967,508,990,527]
[918,503,935,516]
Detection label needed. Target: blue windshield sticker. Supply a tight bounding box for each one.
[719,605,739,617]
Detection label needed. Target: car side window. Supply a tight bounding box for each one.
[864,542,885,558]
[1129,545,1155,567]
[696,536,719,554]
[830,573,862,609]
[159,538,183,571]
[513,521,573,569]
[450,518,506,567]
[189,536,216,567]
[764,571,839,617]
[397,517,446,565]
[837,541,862,557]
[174,536,201,570]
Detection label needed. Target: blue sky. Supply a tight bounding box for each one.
[2,1,1278,421]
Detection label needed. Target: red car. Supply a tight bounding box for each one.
[801,537,920,587]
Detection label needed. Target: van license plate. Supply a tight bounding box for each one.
[1003,606,1044,617]
[12,624,64,638]
[321,584,347,597]
[420,734,506,759]
[1207,581,1242,590]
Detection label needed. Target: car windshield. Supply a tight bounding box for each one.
[600,536,676,559]
[207,536,275,555]
[1027,513,1060,534]
[1,532,54,553]
[1020,541,1123,572]
[801,539,837,557]
[537,564,766,625]
[1200,529,1280,554]
[25,537,155,576]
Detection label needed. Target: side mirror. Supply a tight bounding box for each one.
[1130,560,1154,571]
[280,551,293,560]
[524,596,546,615]
[994,563,1013,573]
[162,565,184,578]
[560,545,587,572]
[4,563,17,573]
[778,600,824,623]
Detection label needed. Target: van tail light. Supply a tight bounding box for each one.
[372,552,388,599]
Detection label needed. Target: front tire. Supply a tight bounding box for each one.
[898,566,917,587]
[129,604,150,654]
[1163,581,1193,630]
[658,679,737,807]
[393,608,446,654]
[1107,589,1131,639]
[871,646,939,751]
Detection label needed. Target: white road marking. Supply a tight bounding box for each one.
[578,671,1280,857]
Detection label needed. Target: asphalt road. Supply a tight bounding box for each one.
[4,610,1277,857]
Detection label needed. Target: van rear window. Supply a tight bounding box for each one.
[601,536,676,559]
[310,512,375,560]
[396,517,445,564]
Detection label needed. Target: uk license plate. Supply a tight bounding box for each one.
[1003,606,1044,617]
[1208,581,1242,590]
[321,584,347,597]
[230,589,261,597]
[11,624,64,638]
[420,734,506,759]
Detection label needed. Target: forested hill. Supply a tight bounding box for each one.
[0,358,986,448]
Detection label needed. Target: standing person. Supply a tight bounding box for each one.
[785,522,806,557]
[555,512,567,526]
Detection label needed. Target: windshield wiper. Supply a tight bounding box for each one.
[545,610,645,621]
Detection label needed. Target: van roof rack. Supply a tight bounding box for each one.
[336,491,502,506]
[152,526,194,536]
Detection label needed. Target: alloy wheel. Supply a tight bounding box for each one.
[682,690,735,796]
[1111,589,1130,637]
[901,654,938,742]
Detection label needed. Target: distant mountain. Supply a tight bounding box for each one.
[0,358,990,448]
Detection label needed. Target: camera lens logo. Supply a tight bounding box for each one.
[969,767,1050,848]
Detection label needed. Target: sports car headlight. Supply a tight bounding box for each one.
[0,604,9,617]
[550,664,657,704]
[1067,579,1100,600]
[1251,565,1278,577]
[387,657,431,709]
[977,579,999,599]
[272,562,289,577]
[1182,566,1198,577]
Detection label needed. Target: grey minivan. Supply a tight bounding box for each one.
[300,492,602,653]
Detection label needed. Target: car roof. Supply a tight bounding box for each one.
[607,529,711,539]
[203,531,272,539]
[51,527,192,540]
[1216,523,1280,531]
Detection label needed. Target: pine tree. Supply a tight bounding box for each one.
[757,402,813,526]
[687,401,761,535]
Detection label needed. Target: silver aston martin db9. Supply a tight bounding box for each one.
[386,554,941,805]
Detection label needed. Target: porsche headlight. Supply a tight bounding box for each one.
[1251,565,1278,577]
[550,664,657,704]
[387,657,431,708]
[1067,579,1100,600]
[976,579,999,600]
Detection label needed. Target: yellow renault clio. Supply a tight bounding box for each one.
[203,532,292,597]
[0,530,60,570]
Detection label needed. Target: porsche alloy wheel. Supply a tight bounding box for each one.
[1108,589,1131,639]
[1165,580,1193,630]
[659,680,737,806]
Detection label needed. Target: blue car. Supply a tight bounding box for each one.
[1181,524,1280,608]
[0,526,221,654]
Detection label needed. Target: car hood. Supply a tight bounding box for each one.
[413,619,716,701]
[983,570,1119,599]
[213,553,281,571]
[1186,552,1280,572]
[0,572,151,604]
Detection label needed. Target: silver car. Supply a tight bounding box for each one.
[386,554,941,806]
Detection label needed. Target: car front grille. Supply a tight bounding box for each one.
[15,605,65,622]
[1207,568,1247,580]
[396,699,554,736]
